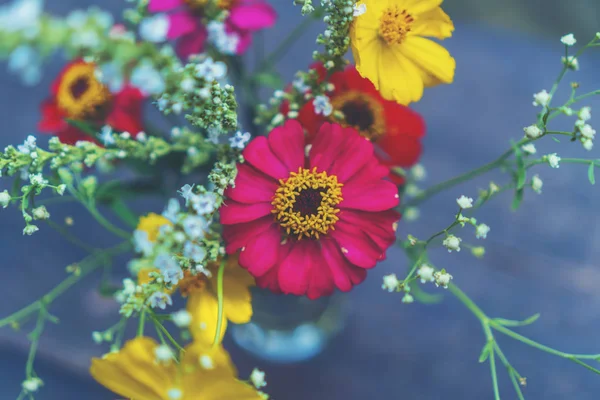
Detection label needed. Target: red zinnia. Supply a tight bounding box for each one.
[296,64,426,183]
[38,60,144,145]
[220,120,400,299]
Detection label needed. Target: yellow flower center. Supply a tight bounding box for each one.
[330,91,386,141]
[179,271,207,297]
[272,167,343,240]
[56,62,112,120]
[379,6,414,45]
[184,0,236,10]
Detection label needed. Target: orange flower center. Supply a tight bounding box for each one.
[330,91,386,141]
[379,6,414,45]
[184,0,236,11]
[272,167,343,240]
[56,62,112,120]
[178,271,207,297]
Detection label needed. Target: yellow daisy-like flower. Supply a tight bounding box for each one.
[90,337,262,400]
[137,213,173,242]
[183,256,254,345]
[350,0,456,105]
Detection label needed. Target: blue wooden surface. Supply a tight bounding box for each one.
[1,0,600,399]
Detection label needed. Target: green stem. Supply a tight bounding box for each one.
[25,307,47,378]
[0,242,130,328]
[488,342,501,400]
[137,309,146,337]
[149,312,184,353]
[213,260,226,347]
[448,283,488,322]
[84,202,131,239]
[45,219,97,253]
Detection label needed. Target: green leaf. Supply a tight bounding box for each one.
[492,313,541,327]
[253,72,284,89]
[588,163,595,185]
[479,342,492,363]
[511,188,524,211]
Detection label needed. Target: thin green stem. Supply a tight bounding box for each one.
[448,283,488,322]
[137,309,146,337]
[570,358,600,375]
[149,312,184,353]
[25,307,47,378]
[45,219,97,253]
[489,343,501,400]
[84,201,130,239]
[213,260,226,347]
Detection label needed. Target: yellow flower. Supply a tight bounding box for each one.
[183,256,254,345]
[350,0,456,105]
[137,213,173,242]
[90,337,262,400]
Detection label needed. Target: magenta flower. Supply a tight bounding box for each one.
[148,0,277,58]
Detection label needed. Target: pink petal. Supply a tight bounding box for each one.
[175,30,207,59]
[327,127,375,182]
[338,209,399,243]
[306,247,334,299]
[256,266,282,293]
[309,122,345,172]
[223,216,274,253]
[268,120,306,173]
[220,200,272,224]
[340,180,399,211]
[235,30,253,54]
[239,224,281,277]
[243,137,290,180]
[321,240,367,291]
[225,163,277,204]
[167,12,198,39]
[330,223,382,269]
[277,241,312,295]
[148,0,184,12]
[347,157,389,183]
[229,3,277,31]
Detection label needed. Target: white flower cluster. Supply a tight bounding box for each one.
[575,107,595,150]
[416,265,453,289]
[313,95,333,116]
[207,21,239,55]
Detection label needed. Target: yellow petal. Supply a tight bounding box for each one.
[394,0,443,15]
[187,289,228,345]
[90,337,176,400]
[378,45,424,105]
[195,379,264,400]
[220,265,254,324]
[410,7,454,39]
[183,342,237,376]
[400,36,456,85]
[357,0,389,25]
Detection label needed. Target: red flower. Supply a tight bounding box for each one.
[296,65,425,183]
[220,120,400,299]
[38,60,144,145]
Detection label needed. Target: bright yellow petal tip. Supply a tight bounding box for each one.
[136,213,172,242]
[350,0,456,105]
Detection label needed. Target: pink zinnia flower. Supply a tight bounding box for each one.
[148,0,277,58]
[220,120,401,299]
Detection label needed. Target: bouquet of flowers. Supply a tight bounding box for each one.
[0,0,599,398]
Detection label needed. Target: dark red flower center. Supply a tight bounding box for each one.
[330,91,385,141]
[340,100,374,132]
[293,188,324,216]
[70,77,90,99]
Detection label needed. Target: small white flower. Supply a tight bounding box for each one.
[23,225,39,236]
[561,55,579,70]
[137,131,147,142]
[17,135,36,154]
[579,124,596,139]
[149,292,173,309]
[532,174,543,194]
[381,273,399,292]
[190,192,218,215]
[411,164,426,181]
[21,378,42,393]
[560,33,576,46]
[403,207,420,221]
[29,173,47,186]
[433,271,453,288]
[139,14,169,43]
[582,138,594,151]
[99,126,115,145]
[523,124,542,139]
[56,184,67,196]
[443,235,462,252]
[521,143,537,154]
[131,61,166,96]
[92,331,103,344]
[120,131,131,140]
[475,224,490,239]
[155,344,174,362]
[178,184,195,205]
[546,153,561,168]
[250,368,267,388]
[313,95,333,116]
[579,106,592,121]
[532,90,551,107]
[199,354,214,369]
[183,215,208,239]
[133,230,153,256]
[401,293,414,303]
[292,76,309,93]
[183,241,207,263]
[229,131,252,149]
[456,195,473,209]
[155,253,184,285]
[180,77,195,92]
[417,264,435,283]
[167,388,183,400]
[171,310,192,328]
[162,198,180,222]
[32,205,50,220]
[353,3,367,16]
[0,190,11,208]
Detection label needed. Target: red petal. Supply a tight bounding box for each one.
[176,31,207,59]
[239,224,281,277]
[107,86,145,135]
[219,200,272,224]
[222,216,274,253]
[277,241,312,295]
[321,239,367,291]
[340,180,399,211]
[148,0,184,12]
[267,119,305,172]
[338,209,399,245]
[243,136,289,180]
[309,122,345,172]
[224,163,277,204]
[330,224,382,269]
[327,128,375,182]
[57,126,98,145]
[306,245,334,299]
[297,101,323,141]
[228,3,277,31]
[38,99,67,133]
[167,11,198,39]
